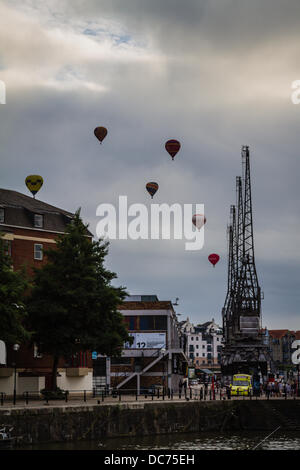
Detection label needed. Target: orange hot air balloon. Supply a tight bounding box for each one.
[208,253,220,267]
[192,214,206,230]
[165,139,181,160]
[94,126,108,143]
[146,182,159,199]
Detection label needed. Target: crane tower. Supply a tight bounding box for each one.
[221,146,270,381]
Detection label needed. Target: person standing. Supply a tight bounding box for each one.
[179,378,183,397]
[183,377,188,397]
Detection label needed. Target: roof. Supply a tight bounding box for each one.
[0,188,93,236]
[0,188,73,217]
[120,301,175,311]
[268,329,291,339]
[199,369,214,374]
[124,295,159,302]
[198,321,212,328]
[294,331,300,340]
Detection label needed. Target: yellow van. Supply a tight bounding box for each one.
[230,374,252,396]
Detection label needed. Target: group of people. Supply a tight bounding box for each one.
[263,380,298,398]
[178,376,299,399]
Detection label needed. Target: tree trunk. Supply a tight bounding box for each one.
[51,356,59,390]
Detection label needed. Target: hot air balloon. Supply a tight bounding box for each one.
[192,214,206,230]
[94,126,107,143]
[146,182,159,199]
[208,253,220,267]
[25,175,43,198]
[165,139,181,160]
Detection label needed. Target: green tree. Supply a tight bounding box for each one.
[0,236,30,345]
[28,211,131,390]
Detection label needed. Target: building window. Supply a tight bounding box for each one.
[68,352,87,367]
[138,315,168,331]
[34,244,43,260]
[191,337,194,341]
[0,208,4,223]
[139,316,154,330]
[124,316,138,330]
[4,240,11,257]
[34,214,44,228]
[154,316,167,330]
[33,344,43,359]
[196,337,199,341]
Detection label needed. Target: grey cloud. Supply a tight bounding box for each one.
[1,0,299,330]
[54,0,300,55]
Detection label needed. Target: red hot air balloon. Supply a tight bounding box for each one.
[146,182,159,199]
[192,214,206,230]
[165,139,181,160]
[94,126,108,143]
[208,253,220,267]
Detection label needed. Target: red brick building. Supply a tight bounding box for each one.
[0,188,93,394]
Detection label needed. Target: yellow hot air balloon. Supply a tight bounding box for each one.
[25,175,43,198]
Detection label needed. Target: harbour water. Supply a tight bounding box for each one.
[18,430,300,451]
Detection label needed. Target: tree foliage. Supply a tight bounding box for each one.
[0,236,30,345]
[27,211,131,387]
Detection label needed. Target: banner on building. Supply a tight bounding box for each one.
[125,332,166,349]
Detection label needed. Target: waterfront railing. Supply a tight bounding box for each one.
[0,387,298,407]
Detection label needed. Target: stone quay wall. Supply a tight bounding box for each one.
[0,400,299,445]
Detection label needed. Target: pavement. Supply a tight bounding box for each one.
[0,392,299,411]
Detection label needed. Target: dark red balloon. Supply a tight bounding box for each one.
[208,253,220,267]
[165,139,181,160]
[94,126,108,143]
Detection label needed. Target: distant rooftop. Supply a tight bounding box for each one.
[121,295,175,311]
[124,295,159,302]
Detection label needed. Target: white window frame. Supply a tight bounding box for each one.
[34,243,43,260]
[34,214,44,228]
[4,240,11,257]
[33,344,43,359]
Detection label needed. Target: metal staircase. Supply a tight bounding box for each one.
[116,349,169,390]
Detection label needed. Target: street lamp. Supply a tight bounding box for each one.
[12,344,20,405]
[160,348,166,393]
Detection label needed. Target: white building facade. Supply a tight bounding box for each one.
[180,318,223,370]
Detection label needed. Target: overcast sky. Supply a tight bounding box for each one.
[1,0,300,329]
